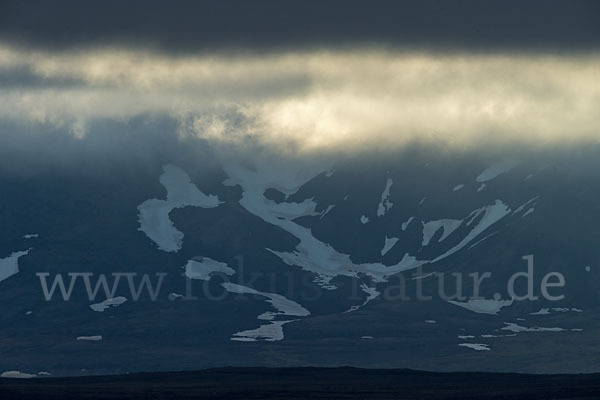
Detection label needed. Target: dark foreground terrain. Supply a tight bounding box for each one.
[1,367,599,399]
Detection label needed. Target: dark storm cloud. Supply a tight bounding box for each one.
[0,0,599,52]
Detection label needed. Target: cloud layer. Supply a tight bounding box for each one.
[1,44,599,156]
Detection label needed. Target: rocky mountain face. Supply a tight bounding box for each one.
[1,141,599,376]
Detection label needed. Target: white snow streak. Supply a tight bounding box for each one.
[90,297,127,312]
[137,164,222,252]
[447,298,513,315]
[185,257,235,281]
[0,249,31,283]
[377,178,394,217]
[476,160,519,183]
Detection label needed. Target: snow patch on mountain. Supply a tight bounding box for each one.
[448,298,514,315]
[218,158,430,286]
[412,271,435,280]
[90,297,127,312]
[185,257,235,281]
[476,160,519,182]
[231,320,295,342]
[319,204,335,219]
[401,217,414,231]
[1,371,36,379]
[168,293,183,301]
[137,164,222,253]
[77,336,103,341]
[432,200,511,263]
[513,196,540,215]
[223,283,310,318]
[217,156,512,316]
[273,248,426,287]
[531,308,550,315]
[0,249,31,283]
[468,232,498,249]
[459,343,490,351]
[377,178,394,217]
[222,282,310,341]
[269,198,320,219]
[531,307,581,315]
[225,284,308,318]
[381,236,399,256]
[421,219,462,246]
[502,322,566,333]
[345,284,381,313]
[178,250,308,342]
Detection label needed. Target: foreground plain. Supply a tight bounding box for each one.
[1,367,599,399]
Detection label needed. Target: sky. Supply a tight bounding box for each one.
[0,0,599,170]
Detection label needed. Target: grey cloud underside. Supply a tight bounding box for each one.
[0,0,599,52]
